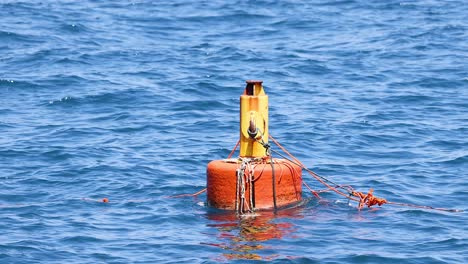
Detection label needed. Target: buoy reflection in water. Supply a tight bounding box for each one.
[203,207,304,261]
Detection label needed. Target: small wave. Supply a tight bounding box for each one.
[48,96,75,105]
[42,149,73,161]
[0,79,40,89]
[0,30,25,40]
[384,94,436,106]
[46,88,159,109]
[289,60,332,75]
[427,139,467,149]
[443,155,468,165]
[0,79,15,85]
[416,238,466,254]
[110,124,154,133]
[0,149,30,158]
[35,74,94,91]
[423,154,468,166]
[54,57,92,65]
[60,235,104,243]
[172,100,228,112]
[344,254,443,264]
[59,23,93,33]
[182,10,274,24]
[0,30,44,44]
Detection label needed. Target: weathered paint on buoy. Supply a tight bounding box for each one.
[206,81,303,212]
[207,158,302,210]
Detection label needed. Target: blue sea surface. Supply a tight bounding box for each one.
[1,0,467,263]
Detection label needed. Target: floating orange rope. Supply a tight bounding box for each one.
[385,201,462,212]
[269,135,360,203]
[303,181,320,199]
[169,188,206,198]
[351,189,387,210]
[269,134,461,213]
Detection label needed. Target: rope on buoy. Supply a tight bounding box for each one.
[169,141,241,199]
[255,133,278,212]
[268,134,462,213]
[168,188,206,198]
[270,153,278,212]
[228,140,240,159]
[235,157,268,215]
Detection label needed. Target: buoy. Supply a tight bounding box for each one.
[207,80,302,213]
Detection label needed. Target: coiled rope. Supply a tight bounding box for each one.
[236,157,258,214]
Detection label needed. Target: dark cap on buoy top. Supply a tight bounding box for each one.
[246,80,263,84]
[245,80,263,96]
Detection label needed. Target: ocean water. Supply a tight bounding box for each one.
[1,0,467,263]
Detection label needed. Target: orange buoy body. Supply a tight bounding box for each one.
[207,158,302,210]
